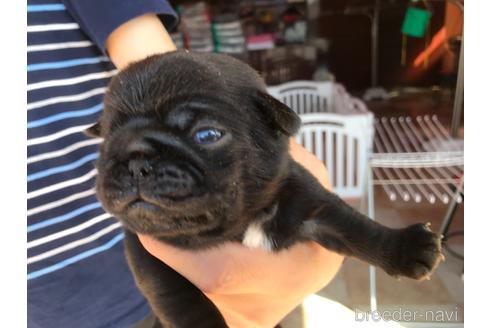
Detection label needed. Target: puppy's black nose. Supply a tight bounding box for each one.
[128,159,152,178]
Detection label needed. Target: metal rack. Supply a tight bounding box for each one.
[366,114,464,313]
[371,115,464,205]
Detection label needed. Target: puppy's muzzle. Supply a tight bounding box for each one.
[121,129,203,200]
[128,158,196,199]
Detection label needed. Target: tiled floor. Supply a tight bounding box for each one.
[280,89,464,327]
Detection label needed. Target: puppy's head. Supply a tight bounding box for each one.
[88,51,299,242]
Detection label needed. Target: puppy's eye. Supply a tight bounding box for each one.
[193,128,224,144]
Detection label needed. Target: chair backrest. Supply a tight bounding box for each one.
[268,80,374,198]
[296,113,374,198]
[267,80,369,115]
[268,81,335,115]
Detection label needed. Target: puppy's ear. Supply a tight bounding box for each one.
[84,122,102,138]
[253,91,300,136]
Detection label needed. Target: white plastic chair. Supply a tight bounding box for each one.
[267,81,374,198]
[295,113,373,198]
[268,81,334,115]
[267,80,368,115]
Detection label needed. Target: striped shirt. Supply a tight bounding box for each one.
[27,1,177,327]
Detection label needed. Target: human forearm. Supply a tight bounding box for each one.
[106,13,176,69]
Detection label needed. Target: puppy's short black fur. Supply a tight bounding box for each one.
[88,51,443,328]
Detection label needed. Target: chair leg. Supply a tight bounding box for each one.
[366,166,377,312]
[439,191,462,240]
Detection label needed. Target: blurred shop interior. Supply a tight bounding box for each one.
[168,1,464,327]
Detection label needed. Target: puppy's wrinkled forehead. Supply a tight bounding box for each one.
[103,51,265,121]
[95,51,300,139]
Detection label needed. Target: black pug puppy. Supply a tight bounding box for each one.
[87,51,443,328]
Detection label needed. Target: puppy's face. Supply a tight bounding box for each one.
[88,52,299,241]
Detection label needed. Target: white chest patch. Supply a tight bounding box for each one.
[242,221,273,251]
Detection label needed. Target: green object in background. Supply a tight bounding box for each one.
[211,23,220,50]
[401,7,431,37]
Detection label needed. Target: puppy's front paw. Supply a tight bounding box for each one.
[390,223,444,280]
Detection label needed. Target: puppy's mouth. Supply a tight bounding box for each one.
[125,193,203,213]
[128,198,162,212]
[122,195,225,237]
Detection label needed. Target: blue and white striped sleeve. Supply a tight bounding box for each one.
[61,0,179,54]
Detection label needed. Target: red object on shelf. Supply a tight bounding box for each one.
[246,33,275,50]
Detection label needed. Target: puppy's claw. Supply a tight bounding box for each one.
[439,253,446,262]
[390,274,402,281]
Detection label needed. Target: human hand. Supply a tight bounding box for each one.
[138,140,344,328]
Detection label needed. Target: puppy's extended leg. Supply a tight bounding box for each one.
[124,231,228,328]
[285,163,443,280]
[300,194,443,280]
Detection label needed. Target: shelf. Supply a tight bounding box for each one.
[371,115,463,204]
